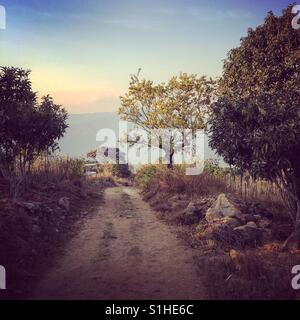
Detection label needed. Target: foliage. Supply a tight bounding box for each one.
[97,164,132,178]
[0,67,68,198]
[210,93,300,177]
[218,6,300,98]
[135,164,160,189]
[208,5,300,245]
[135,164,226,196]
[203,159,230,177]
[119,72,215,166]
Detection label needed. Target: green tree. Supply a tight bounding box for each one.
[219,6,300,97]
[0,67,68,198]
[119,71,215,167]
[209,5,300,247]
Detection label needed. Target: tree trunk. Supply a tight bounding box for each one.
[167,150,174,169]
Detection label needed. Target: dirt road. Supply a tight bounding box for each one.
[33,186,205,300]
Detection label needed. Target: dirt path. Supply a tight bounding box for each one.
[33,186,205,300]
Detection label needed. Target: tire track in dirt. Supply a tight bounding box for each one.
[33,186,205,300]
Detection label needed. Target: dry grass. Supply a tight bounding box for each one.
[31,156,86,183]
[215,174,285,214]
[136,164,227,197]
[135,164,300,300]
[0,156,116,299]
[198,245,300,300]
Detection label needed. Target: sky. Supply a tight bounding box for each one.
[0,0,294,114]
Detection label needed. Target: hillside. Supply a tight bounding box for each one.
[58,112,119,158]
[58,112,222,163]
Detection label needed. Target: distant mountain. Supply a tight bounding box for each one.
[58,112,119,158]
[58,112,224,165]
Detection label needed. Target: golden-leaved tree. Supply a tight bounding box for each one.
[119,71,215,167]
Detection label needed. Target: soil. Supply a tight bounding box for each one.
[32,186,205,300]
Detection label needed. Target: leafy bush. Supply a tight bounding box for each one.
[97,163,131,178]
[0,67,68,198]
[209,6,300,245]
[204,160,230,177]
[136,164,226,196]
[135,164,160,189]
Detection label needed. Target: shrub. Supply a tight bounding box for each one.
[209,6,300,246]
[204,159,230,177]
[97,163,131,178]
[136,164,227,197]
[135,164,160,189]
[0,67,68,199]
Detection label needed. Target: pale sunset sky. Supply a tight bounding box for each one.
[0,0,293,114]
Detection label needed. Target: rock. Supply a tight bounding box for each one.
[58,197,70,212]
[234,222,263,246]
[205,194,245,223]
[197,216,239,240]
[220,217,241,228]
[199,223,239,246]
[202,216,240,228]
[205,208,223,223]
[198,193,273,248]
[246,221,258,228]
[234,221,257,231]
[183,201,203,224]
[214,194,245,221]
[17,201,40,213]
